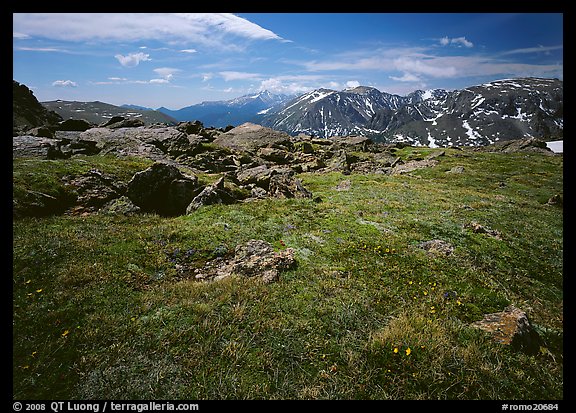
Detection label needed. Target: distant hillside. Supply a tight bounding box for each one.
[42,100,177,126]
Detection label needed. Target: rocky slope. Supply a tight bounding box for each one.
[13,117,557,219]
[13,80,63,134]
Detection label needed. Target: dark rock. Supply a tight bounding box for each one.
[268,173,313,199]
[102,117,145,129]
[100,116,125,127]
[57,118,95,132]
[489,137,554,154]
[64,169,124,212]
[126,162,198,216]
[176,120,205,135]
[61,138,100,156]
[13,189,72,218]
[186,177,237,213]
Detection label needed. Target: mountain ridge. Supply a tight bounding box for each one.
[261,77,563,145]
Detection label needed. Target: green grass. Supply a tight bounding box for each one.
[13,149,563,399]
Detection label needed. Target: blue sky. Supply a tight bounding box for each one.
[13,13,563,110]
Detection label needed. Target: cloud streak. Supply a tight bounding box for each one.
[295,44,562,84]
[13,13,285,50]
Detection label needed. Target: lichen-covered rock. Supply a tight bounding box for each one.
[193,239,296,283]
[471,305,542,354]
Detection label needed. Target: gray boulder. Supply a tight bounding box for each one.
[212,122,293,153]
[12,135,67,159]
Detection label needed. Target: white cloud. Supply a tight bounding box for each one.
[499,45,563,56]
[13,13,285,50]
[115,52,151,67]
[219,71,262,81]
[13,32,30,39]
[439,36,474,48]
[153,67,181,81]
[393,57,457,78]
[180,49,197,54]
[258,74,334,95]
[52,80,77,87]
[389,73,422,82]
[345,80,360,88]
[259,78,312,95]
[175,13,284,41]
[15,46,68,53]
[149,78,170,84]
[452,37,474,48]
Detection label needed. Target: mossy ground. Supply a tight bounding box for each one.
[13,148,563,399]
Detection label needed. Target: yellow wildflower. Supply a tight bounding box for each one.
[405,347,412,356]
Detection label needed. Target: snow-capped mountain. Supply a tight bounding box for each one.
[260,86,406,137]
[157,90,293,128]
[260,77,562,145]
[370,77,563,146]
